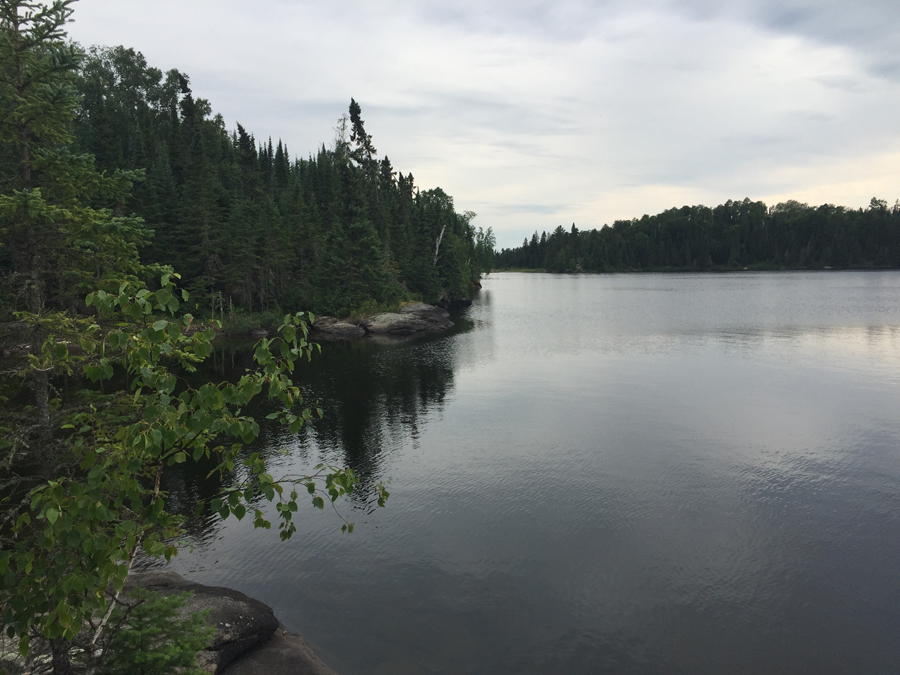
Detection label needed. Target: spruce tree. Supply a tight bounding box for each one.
[99,589,213,675]
[1,0,151,445]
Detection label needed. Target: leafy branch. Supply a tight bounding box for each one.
[0,275,390,657]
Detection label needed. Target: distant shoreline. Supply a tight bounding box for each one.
[490,265,896,274]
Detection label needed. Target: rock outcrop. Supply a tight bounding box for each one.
[311,302,454,339]
[125,571,280,674]
[310,316,367,339]
[224,627,338,675]
[361,303,453,336]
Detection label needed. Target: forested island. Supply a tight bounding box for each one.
[495,198,900,272]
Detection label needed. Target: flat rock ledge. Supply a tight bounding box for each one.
[225,627,338,675]
[312,302,453,339]
[310,316,367,339]
[125,571,337,675]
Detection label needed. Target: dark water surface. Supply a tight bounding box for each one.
[160,271,900,675]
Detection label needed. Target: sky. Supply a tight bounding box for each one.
[66,0,900,249]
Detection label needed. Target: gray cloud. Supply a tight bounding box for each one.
[491,203,568,216]
[688,0,900,81]
[67,0,900,248]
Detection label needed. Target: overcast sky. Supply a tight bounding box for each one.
[67,0,900,248]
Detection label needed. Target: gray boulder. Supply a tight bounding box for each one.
[361,312,425,335]
[310,316,366,339]
[223,627,338,675]
[363,303,453,335]
[398,302,437,314]
[124,571,279,674]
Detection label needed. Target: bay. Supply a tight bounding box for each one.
[159,271,900,675]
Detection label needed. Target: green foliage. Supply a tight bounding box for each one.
[0,3,391,663]
[0,1,79,157]
[1,275,389,655]
[495,198,900,272]
[221,308,281,334]
[0,1,153,317]
[72,49,486,316]
[99,588,213,675]
[472,223,496,277]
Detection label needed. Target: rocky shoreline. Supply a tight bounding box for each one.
[311,302,454,340]
[0,571,334,675]
[126,571,337,675]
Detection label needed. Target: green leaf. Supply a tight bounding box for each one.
[153,319,168,331]
[45,507,59,524]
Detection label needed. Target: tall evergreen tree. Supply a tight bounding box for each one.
[69,53,487,317]
[1,0,151,448]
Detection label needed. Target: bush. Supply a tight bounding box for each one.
[99,588,214,675]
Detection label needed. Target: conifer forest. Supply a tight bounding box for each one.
[495,197,900,272]
[2,44,495,324]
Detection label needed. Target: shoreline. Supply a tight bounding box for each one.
[126,570,338,675]
[490,264,894,274]
[193,300,464,340]
[0,571,336,675]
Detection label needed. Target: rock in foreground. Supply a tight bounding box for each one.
[125,571,281,674]
[224,628,338,675]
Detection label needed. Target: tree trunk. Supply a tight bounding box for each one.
[433,223,447,266]
[50,637,75,675]
[13,1,52,446]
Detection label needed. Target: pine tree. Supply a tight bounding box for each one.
[99,589,213,675]
[1,0,151,447]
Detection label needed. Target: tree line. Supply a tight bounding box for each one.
[66,47,494,320]
[495,198,900,272]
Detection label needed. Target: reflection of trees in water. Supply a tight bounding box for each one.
[157,338,284,528]
[159,326,465,520]
[158,452,222,542]
[296,333,460,484]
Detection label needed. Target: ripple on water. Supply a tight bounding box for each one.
[163,272,900,675]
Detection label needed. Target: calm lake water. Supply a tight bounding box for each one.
[159,271,900,675]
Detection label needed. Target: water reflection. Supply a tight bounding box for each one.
[159,311,474,531]
[159,272,900,675]
[299,337,457,471]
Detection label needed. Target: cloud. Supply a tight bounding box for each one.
[67,0,900,248]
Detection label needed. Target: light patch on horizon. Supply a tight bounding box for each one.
[66,0,900,248]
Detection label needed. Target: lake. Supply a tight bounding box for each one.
[158,271,900,675]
